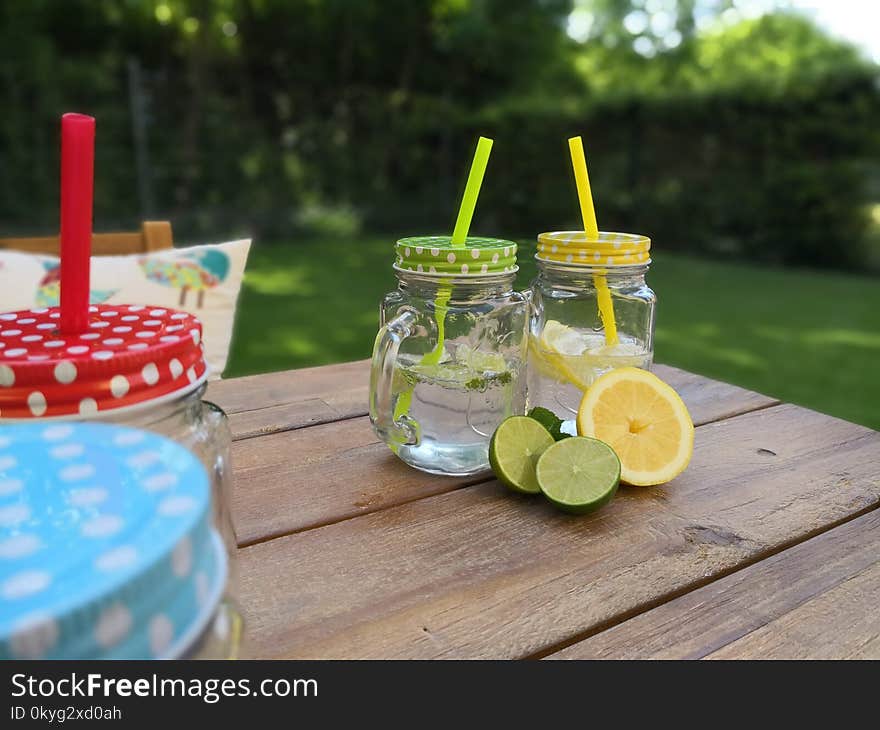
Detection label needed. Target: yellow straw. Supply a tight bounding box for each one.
[568,136,618,346]
[451,136,493,247]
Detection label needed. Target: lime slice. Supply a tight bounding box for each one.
[535,437,621,513]
[489,416,555,494]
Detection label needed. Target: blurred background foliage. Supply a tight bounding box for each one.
[2,0,879,269]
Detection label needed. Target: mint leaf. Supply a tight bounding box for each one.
[527,407,571,441]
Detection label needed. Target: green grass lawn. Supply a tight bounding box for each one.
[226,238,880,431]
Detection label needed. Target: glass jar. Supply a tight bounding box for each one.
[528,231,656,432]
[370,236,528,476]
[0,422,242,660]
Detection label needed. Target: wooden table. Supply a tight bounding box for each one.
[206,361,880,659]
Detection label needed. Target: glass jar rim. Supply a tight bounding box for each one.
[393,263,519,281]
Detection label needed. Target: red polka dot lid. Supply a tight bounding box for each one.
[0,304,208,419]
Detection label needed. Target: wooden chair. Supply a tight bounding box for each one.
[0,221,173,256]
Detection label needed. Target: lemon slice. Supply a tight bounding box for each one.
[576,367,694,486]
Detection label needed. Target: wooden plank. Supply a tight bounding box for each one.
[229,367,777,544]
[236,404,880,658]
[208,361,776,441]
[206,359,370,440]
[549,509,880,659]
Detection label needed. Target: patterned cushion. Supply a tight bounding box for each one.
[0,239,251,378]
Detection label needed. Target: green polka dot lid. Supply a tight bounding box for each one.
[394,236,518,276]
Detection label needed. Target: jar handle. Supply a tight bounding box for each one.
[369,309,419,447]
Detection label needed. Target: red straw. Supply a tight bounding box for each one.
[60,113,95,334]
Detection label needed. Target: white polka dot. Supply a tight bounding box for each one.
[100,311,119,318]
[42,425,73,441]
[54,361,77,384]
[81,514,123,538]
[566,254,573,263]
[149,614,174,657]
[447,253,456,264]
[172,536,192,577]
[32,308,49,314]
[189,329,200,345]
[195,572,210,607]
[1,329,22,337]
[2,570,51,599]
[88,306,97,313]
[429,266,437,274]
[159,496,197,516]
[127,343,148,351]
[0,478,23,496]
[170,312,187,320]
[491,253,499,264]
[78,398,98,416]
[481,264,488,274]
[431,247,440,257]
[169,359,183,379]
[49,442,84,459]
[471,249,480,259]
[136,331,156,339]
[10,615,58,659]
[128,305,145,312]
[61,462,98,484]
[0,365,14,387]
[143,320,162,327]
[0,504,30,526]
[89,321,110,329]
[143,472,178,492]
[0,313,16,321]
[166,325,184,333]
[186,367,197,383]
[5,348,27,358]
[0,435,9,448]
[44,340,65,348]
[79,332,100,340]
[0,534,41,559]
[404,247,411,257]
[49,312,60,319]
[21,334,42,343]
[461,264,469,274]
[68,487,107,507]
[36,323,55,330]
[113,430,145,447]
[27,355,49,362]
[128,451,161,469]
[27,392,47,417]
[121,315,139,322]
[95,545,138,572]
[149,309,167,317]
[112,326,132,333]
[0,454,16,470]
[110,375,130,398]
[66,345,88,355]
[551,244,558,253]
[607,256,614,265]
[91,351,113,361]
[594,251,601,261]
[95,604,132,649]
[415,246,423,254]
[142,363,160,385]
[416,264,423,273]
[102,338,123,346]
[17,318,35,324]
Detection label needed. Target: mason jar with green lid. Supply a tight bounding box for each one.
[370,236,528,476]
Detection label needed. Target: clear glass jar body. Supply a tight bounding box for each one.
[528,261,656,432]
[370,268,529,475]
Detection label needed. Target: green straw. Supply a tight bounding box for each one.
[392,136,494,437]
[451,136,493,247]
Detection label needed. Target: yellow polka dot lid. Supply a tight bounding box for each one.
[536,231,651,267]
[0,304,208,419]
[395,236,517,276]
[0,422,225,659]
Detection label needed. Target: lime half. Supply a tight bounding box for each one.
[489,416,555,494]
[535,437,621,513]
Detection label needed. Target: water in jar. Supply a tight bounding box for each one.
[392,342,525,475]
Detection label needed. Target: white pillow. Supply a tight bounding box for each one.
[0,239,251,378]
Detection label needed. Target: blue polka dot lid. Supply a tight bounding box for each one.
[0,422,225,659]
